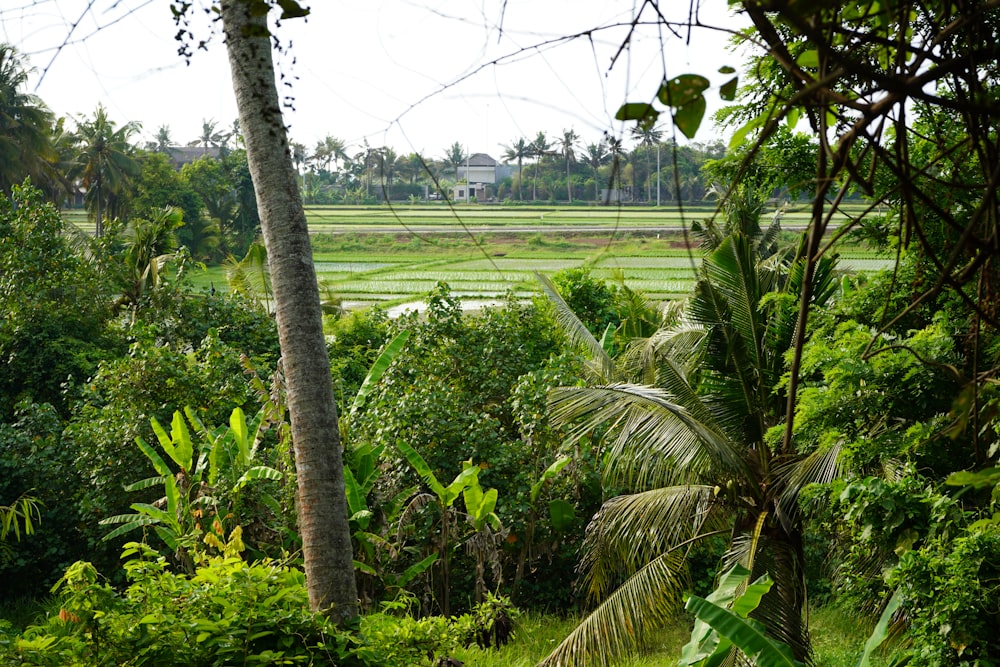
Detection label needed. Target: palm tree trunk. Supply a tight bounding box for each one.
[220,0,357,623]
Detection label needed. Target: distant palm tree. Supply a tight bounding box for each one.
[380,146,398,191]
[313,135,348,173]
[70,104,140,236]
[501,137,530,201]
[607,135,625,199]
[443,141,466,182]
[0,44,57,194]
[559,128,580,202]
[193,118,229,149]
[530,131,552,201]
[630,123,662,203]
[580,141,609,202]
[291,141,308,191]
[152,125,172,153]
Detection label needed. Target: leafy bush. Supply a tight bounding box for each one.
[890,524,1000,666]
[0,183,119,418]
[0,545,510,667]
[0,402,89,597]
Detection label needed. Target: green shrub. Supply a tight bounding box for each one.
[1,546,487,667]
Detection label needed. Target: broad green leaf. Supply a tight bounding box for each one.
[129,502,177,529]
[530,455,572,504]
[680,565,754,666]
[98,515,158,541]
[396,440,446,499]
[153,525,179,551]
[720,76,739,101]
[444,465,480,507]
[150,417,179,468]
[685,595,805,667]
[731,573,774,618]
[786,106,801,128]
[353,560,377,576]
[395,554,438,587]
[946,468,1000,488]
[857,589,902,667]
[464,479,485,516]
[658,74,710,107]
[548,499,576,533]
[673,96,707,139]
[124,476,167,493]
[169,411,194,470]
[350,329,411,423]
[469,488,499,531]
[136,436,173,479]
[796,50,819,68]
[233,466,282,492]
[230,407,251,466]
[614,102,659,124]
[729,114,764,148]
[344,466,367,517]
[719,65,736,74]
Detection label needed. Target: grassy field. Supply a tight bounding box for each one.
[69,203,891,311]
[450,605,884,666]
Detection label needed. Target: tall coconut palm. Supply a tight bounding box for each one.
[501,137,530,201]
[530,131,552,201]
[220,0,357,622]
[559,128,580,202]
[70,104,140,236]
[537,203,840,666]
[580,141,609,202]
[0,44,57,194]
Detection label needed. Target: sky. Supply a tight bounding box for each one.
[2,0,752,162]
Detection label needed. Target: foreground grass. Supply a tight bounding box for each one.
[452,613,691,667]
[452,606,883,667]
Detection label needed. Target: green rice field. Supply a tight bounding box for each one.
[69,203,892,312]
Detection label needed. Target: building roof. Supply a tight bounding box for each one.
[166,146,223,169]
[466,153,497,167]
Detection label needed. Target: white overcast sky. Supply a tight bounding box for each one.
[2,0,751,160]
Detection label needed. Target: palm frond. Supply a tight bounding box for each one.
[549,383,754,489]
[538,549,689,667]
[579,485,726,601]
[774,441,844,533]
[537,271,614,381]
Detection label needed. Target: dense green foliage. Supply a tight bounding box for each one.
[5,1,1000,661]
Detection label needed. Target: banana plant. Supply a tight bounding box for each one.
[99,407,282,569]
[396,439,500,615]
[680,564,805,667]
[513,455,574,594]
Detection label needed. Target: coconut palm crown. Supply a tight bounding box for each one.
[538,202,840,666]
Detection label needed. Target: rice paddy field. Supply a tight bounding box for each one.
[70,203,892,311]
[298,203,889,311]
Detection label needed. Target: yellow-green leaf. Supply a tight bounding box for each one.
[673,96,707,139]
